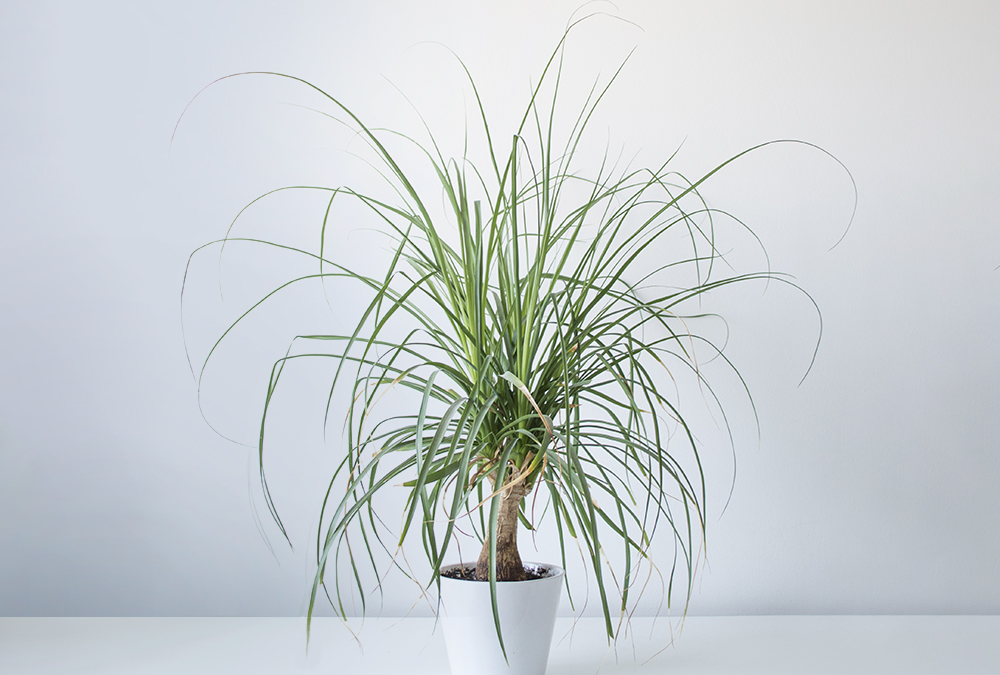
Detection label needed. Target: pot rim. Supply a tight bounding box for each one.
[439,561,565,583]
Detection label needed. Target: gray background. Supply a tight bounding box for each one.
[2,0,998,617]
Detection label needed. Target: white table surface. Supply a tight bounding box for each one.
[1,615,997,674]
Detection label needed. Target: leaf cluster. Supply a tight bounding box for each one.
[182,18,839,642]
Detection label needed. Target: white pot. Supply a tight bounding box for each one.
[439,562,564,675]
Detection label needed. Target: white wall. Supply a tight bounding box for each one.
[2,0,998,617]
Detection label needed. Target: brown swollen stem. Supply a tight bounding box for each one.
[476,463,531,581]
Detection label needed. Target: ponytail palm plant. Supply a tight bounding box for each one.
[184,21,835,643]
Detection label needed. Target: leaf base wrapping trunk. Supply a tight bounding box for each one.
[476,465,530,581]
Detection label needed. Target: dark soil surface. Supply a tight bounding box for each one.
[441,563,546,581]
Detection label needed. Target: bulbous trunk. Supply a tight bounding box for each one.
[476,464,530,581]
